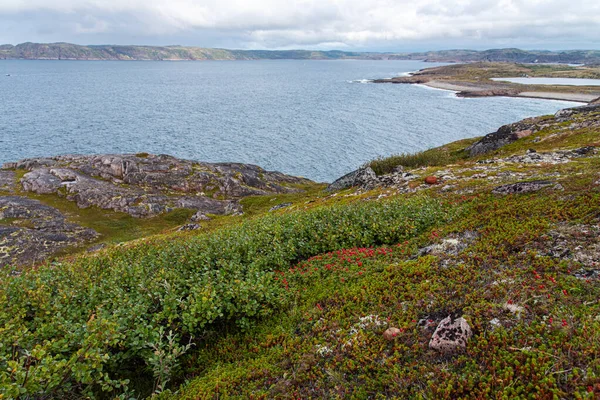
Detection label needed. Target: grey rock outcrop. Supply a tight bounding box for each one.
[467,103,600,157]
[466,118,541,156]
[0,196,98,267]
[0,171,15,192]
[327,167,379,191]
[492,180,561,195]
[4,154,312,218]
[269,202,293,212]
[327,166,415,191]
[554,102,600,122]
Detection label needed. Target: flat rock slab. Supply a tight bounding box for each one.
[0,170,15,192]
[0,196,98,267]
[3,154,313,218]
[492,180,560,195]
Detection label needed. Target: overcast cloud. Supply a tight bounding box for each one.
[1,0,599,50]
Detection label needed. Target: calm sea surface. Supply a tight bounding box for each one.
[0,60,579,182]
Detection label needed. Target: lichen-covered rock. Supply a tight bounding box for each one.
[429,316,472,353]
[7,154,312,218]
[269,202,292,212]
[0,196,98,267]
[327,166,379,191]
[178,223,201,232]
[554,102,600,122]
[0,171,15,192]
[466,117,542,156]
[492,180,560,195]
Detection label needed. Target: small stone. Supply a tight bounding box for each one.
[191,211,211,222]
[269,202,293,212]
[87,243,106,253]
[383,327,401,341]
[429,316,472,354]
[178,223,201,232]
[424,176,438,185]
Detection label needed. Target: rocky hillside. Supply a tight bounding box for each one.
[1,102,599,399]
[0,154,313,266]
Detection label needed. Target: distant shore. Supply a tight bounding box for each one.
[374,62,600,104]
[421,80,597,103]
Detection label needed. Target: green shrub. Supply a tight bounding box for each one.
[0,195,456,398]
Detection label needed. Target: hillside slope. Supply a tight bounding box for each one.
[0,103,599,399]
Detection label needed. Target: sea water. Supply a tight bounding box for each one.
[0,60,580,182]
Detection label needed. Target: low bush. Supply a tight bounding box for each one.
[0,195,456,398]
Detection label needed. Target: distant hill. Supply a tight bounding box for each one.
[1,42,600,64]
[0,42,369,61]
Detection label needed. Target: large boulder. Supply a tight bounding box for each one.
[466,118,540,156]
[327,166,380,191]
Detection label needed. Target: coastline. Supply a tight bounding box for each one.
[374,63,600,104]
[421,80,595,103]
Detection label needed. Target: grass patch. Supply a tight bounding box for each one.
[368,138,477,175]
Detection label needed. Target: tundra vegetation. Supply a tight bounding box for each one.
[1,103,600,399]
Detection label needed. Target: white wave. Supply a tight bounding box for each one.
[348,79,373,84]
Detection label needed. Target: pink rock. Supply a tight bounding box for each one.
[429,316,472,353]
[383,327,401,341]
[514,129,533,139]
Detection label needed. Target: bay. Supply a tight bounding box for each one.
[0,60,579,182]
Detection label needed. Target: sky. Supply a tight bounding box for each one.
[1,0,599,51]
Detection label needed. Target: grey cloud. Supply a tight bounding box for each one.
[0,0,598,50]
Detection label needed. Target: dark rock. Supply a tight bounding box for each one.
[269,202,293,212]
[327,167,379,191]
[178,223,201,232]
[573,146,595,156]
[429,316,472,354]
[492,180,558,195]
[0,171,15,192]
[466,118,541,156]
[554,103,600,122]
[0,196,98,267]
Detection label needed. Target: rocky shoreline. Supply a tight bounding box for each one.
[373,63,600,103]
[3,101,600,268]
[0,154,312,266]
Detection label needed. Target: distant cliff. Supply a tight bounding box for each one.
[2,42,600,64]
